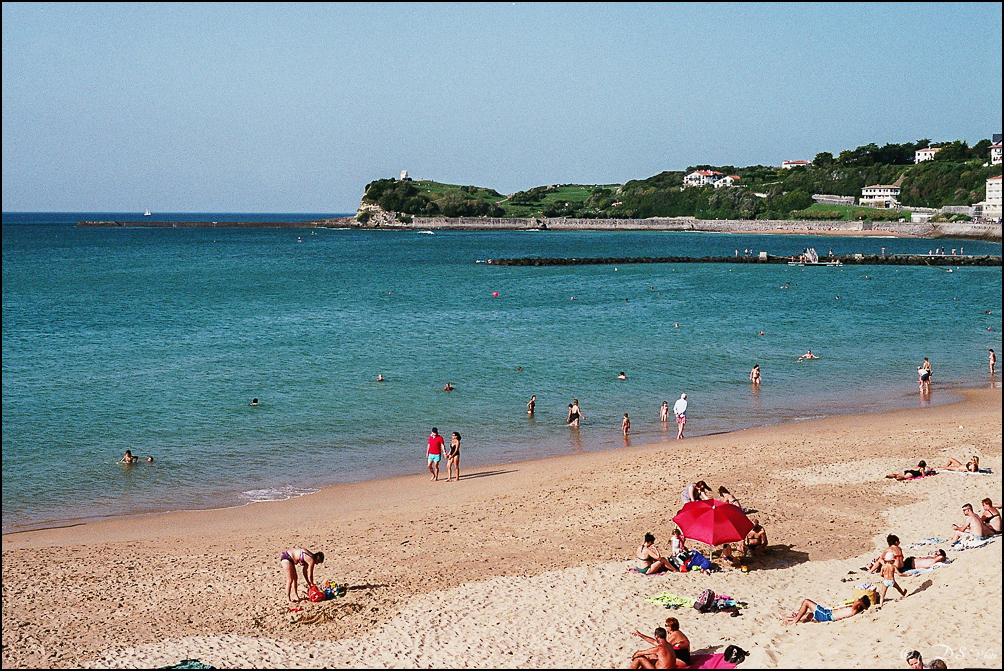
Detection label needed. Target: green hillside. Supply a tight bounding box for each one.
[358,137,1000,221]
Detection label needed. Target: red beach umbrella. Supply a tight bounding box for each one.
[672,499,753,547]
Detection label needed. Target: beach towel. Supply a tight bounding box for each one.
[688,652,739,669]
[159,661,215,670]
[948,535,999,551]
[645,592,697,609]
[628,566,670,576]
[905,537,946,549]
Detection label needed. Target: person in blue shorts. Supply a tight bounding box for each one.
[783,595,870,624]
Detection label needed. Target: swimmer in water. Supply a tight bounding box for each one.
[443,382,454,391]
[798,350,819,361]
[119,450,139,464]
[527,395,536,414]
[250,398,259,406]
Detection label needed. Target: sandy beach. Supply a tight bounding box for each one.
[3,388,1001,669]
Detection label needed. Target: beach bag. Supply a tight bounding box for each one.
[724,645,748,664]
[694,588,716,613]
[308,585,327,602]
[685,551,712,571]
[852,586,878,606]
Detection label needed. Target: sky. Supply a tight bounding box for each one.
[2,2,1002,213]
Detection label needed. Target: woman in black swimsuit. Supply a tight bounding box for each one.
[447,432,462,482]
[981,498,1002,534]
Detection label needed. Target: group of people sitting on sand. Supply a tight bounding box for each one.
[629,617,691,669]
[634,480,768,576]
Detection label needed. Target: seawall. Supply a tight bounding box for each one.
[78,215,1002,242]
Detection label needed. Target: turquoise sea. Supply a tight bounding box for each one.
[2,212,1002,533]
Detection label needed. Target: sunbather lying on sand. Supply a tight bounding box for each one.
[900,549,948,570]
[886,461,933,480]
[941,456,979,472]
[783,596,870,624]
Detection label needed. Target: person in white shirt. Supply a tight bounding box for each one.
[673,393,688,439]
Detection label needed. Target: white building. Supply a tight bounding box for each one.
[781,160,811,169]
[713,175,742,188]
[991,142,1002,166]
[400,170,409,180]
[914,147,941,163]
[683,170,724,187]
[985,175,1002,219]
[860,184,901,208]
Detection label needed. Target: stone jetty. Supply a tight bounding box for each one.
[483,254,1001,267]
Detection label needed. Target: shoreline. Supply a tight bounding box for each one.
[3,388,1000,668]
[1,381,974,538]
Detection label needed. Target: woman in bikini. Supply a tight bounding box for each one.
[981,498,1002,534]
[637,533,674,574]
[659,401,669,423]
[280,547,324,604]
[447,432,462,482]
[942,456,979,472]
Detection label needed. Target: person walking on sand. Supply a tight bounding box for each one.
[446,431,462,482]
[622,413,631,435]
[660,401,670,423]
[280,547,324,604]
[427,427,445,481]
[878,556,907,605]
[991,349,997,376]
[673,393,688,439]
[527,395,536,414]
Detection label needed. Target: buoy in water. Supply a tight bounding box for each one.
[493,291,499,297]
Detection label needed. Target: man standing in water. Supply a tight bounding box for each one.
[673,393,688,440]
[427,427,445,481]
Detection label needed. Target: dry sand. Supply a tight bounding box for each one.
[3,388,1001,669]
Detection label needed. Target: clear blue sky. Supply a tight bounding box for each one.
[3,2,1002,213]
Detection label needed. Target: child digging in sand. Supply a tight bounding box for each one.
[878,556,907,605]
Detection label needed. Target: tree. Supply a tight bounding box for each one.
[813,152,834,168]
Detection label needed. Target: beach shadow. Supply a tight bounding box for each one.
[909,579,934,597]
[752,543,810,570]
[692,645,723,655]
[343,583,390,591]
[458,469,518,480]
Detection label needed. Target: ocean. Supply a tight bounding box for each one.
[2,212,1001,533]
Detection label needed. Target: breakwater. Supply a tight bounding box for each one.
[484,253,1002,267]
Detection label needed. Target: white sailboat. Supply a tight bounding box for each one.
[143,209,152,216]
